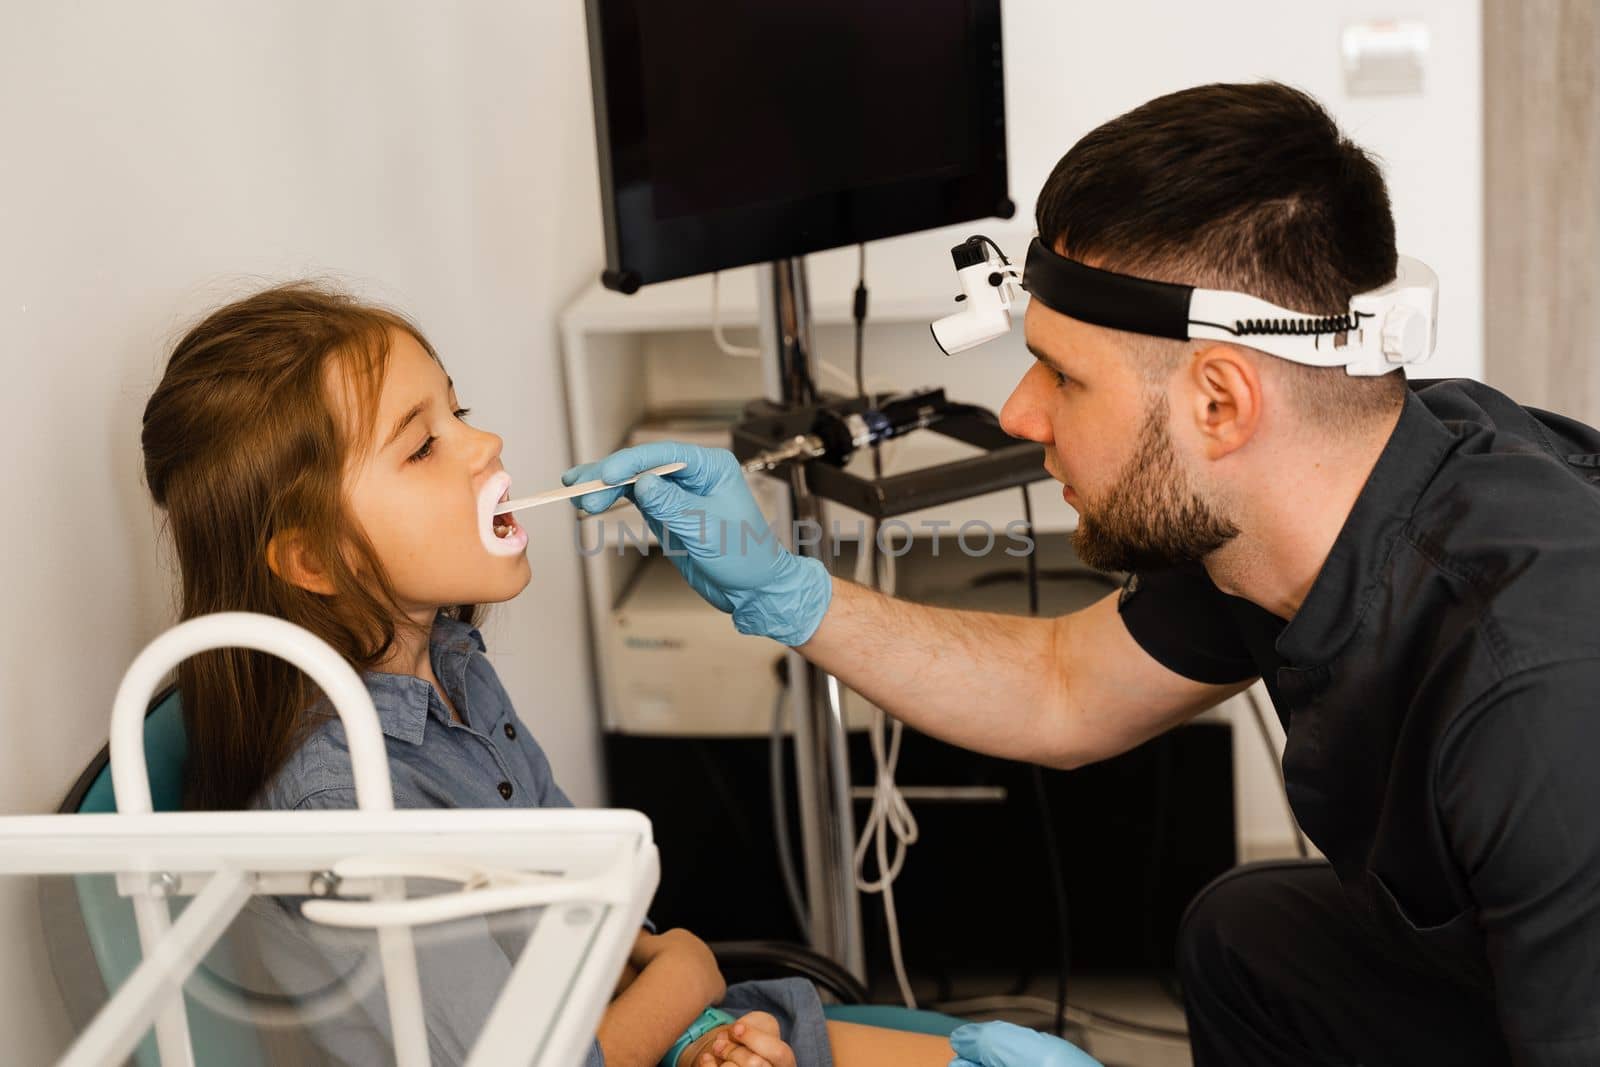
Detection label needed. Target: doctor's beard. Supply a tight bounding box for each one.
[1072,398,1240,573]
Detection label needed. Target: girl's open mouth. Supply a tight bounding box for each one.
[478,472,529,556]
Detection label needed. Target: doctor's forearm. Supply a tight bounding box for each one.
[798,576,1085,766]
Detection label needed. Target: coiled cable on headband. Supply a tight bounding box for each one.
[1230,311,1370,336]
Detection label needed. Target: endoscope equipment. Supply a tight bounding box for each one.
[741,388,954,474]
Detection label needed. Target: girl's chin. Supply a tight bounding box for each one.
[508,555,535,592]
[491,556,534,599]
[453,557,534,609]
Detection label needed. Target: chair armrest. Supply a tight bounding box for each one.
[708,940,868,1005]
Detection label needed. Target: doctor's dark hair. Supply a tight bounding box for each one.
[1036,81,1405,425]
[142,283,480,812]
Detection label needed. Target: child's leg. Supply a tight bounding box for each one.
[826,1020,955,1067]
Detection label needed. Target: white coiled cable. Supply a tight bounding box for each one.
[851,518,920,1009]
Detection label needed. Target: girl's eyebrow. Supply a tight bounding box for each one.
[384,398,431,449]
[383,377,454,449]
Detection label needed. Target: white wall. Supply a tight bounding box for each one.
[1003,1,1483,379]
[0,1,1480,1060]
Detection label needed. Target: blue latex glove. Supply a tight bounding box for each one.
[947,1021,1103,1067]
[562,442,832,647]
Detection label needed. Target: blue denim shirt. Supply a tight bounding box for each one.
[257,614,570,815]
[251,614,830,1067]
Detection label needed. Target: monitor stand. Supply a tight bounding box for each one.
[747,251,1053,982]
[754,256,867,980]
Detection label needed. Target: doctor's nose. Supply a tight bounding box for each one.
[999,365,1055,446]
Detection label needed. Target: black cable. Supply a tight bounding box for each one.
[1020,488,1070,1038]
[853,243,868,400]
[1187,310,1371,338]
[969,234,1014,267]
[852,243,885,484]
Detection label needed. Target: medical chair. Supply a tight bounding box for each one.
[44,687,963,1064]
[44,684,268,1066]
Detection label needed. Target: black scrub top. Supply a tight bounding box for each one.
[1119,379,1600,1064]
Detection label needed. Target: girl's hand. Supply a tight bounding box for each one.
[699,1011,796,1067]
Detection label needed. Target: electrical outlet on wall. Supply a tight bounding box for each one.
[1343,19,1430,97]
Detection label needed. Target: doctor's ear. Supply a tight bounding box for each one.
[1187,344,1262,459]
[266,530,337,596]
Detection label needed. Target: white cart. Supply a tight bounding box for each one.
[17,613,659,1067]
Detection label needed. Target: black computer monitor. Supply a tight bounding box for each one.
[584,0,1012,292]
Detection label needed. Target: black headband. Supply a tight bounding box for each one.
[1020,237,1195,341]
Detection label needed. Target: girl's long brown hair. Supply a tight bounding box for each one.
[142,282,479,811]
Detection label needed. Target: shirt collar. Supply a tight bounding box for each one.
[1274,389,1457,669]
[359,613,486,744]
[359,672,432,745]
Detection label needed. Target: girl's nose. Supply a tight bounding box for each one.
[999,364,1055,445]
[469,424,504,469]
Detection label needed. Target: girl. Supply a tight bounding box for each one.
[140,282,961,1067]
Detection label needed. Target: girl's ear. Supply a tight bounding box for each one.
[266,530,337,596]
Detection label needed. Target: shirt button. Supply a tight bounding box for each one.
[497,781,513,800]
[503,723,517,740]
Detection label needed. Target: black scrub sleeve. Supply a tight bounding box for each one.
[1116,563,1258,685]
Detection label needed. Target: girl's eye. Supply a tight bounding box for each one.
[406,409,470,463]
[407,435,437,464]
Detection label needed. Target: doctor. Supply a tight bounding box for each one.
[566,82,1600,1066]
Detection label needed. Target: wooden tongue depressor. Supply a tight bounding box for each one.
[495,462,688,515]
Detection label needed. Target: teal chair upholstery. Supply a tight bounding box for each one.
[49,689,962,1061]
[821,1003,967,1035]
[712,942,964,1036]
[51,687,265,1067]
[70,687,190,814]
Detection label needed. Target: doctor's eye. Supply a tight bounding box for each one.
[1051,368,1072,388]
